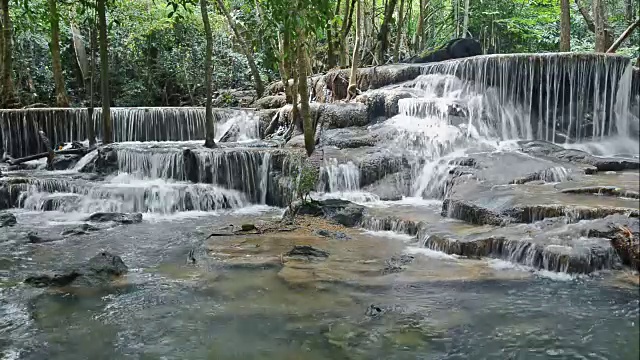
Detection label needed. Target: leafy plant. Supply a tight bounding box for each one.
[288,153,319,204]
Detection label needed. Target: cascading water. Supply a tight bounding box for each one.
[316,158,380,203]
[376,53,639,198]
[0,107,260,158]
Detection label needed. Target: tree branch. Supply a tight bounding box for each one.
[575,0,595,32]
[607,18,640,53]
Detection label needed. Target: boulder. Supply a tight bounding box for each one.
[0,212,16,227]
[409,38,483,64]
[79,146,118,174]
[355,88,417,119]
[86,212,143,224]
[26,231,62,244]
[313,103,369,129]
[314,64,425,102]
[61,223,100,236]
[314,229,351,240]
[287,199,365,227]
[24,251,128,288]
[50,154,83,171]
[255,95,287,110]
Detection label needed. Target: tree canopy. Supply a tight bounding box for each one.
[0,0,637,108]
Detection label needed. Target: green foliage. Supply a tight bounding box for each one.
[289,153,319,203]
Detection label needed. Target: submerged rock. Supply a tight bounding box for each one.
[61,223,100,236]
[24,251,128,288]
[314,229,351,241]
[285,245,330,259]
[26,231,62,244]
[86,212,143,224]
[0,212,16,227]
[382,254,415,274]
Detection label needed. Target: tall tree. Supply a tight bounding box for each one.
[462,0,470,37]
[200,0,216,148]
[0,0,17,108]
[348,0,361,99]
[376,0,398,64]
[97,0,112,143]
[297,30,313,156]
[48,0,70,107]
[214,0,264,97]
[575,0,613,52]
[559,0,571,51]
[392,0,404,62]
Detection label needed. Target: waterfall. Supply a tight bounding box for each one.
[0,107,259,158]
[110,144,278,204]
[417,53,636,144]
[379,53,639,198]
[18,174,248,214]
[319,158,361,192]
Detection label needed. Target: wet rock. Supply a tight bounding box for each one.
[285,245,330,259]
[61,223,100,236]
[79,146,118,174]
[290,199,365,227]
[442,199,506,226]
[356,149,405,188]
[583,215,639,270]
[365,304,385,317]
[255,95,287,110]
[50,154,83,171]
[518,140,640,172]
[86,212,143,224]
[314,229,351,240]
[504,205,638,223]
[362,171,412,201]
[0,212,16,227]
[313,103,369,129]
[26,231,62,244]
[241,223,257,232]
[319,127,378,149]
[425,234,617,274]
[355,88,417,119]
[24,271,82,288]
[314,64,424,102]
[24,251,128,288]
[561,186,639,199]
[382,254,415,274]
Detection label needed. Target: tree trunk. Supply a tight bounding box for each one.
[624,0,635,25]
[578,0,613,52]
[88,25,96,147]
[376,0,397,64]
[297,33,314,157]
[0,0,17,108]
[392,0,404,62]
[97,0,112,144]
[559,0,571,51]
[327,0,341,69]
[593,0,606,52]
[338,0,356,67]
[201,0,216,148]
[48,0,69,107]
[607,19,640,53]
[214,0,264,97]
[348,0,362,99]
[462,0,470,37]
